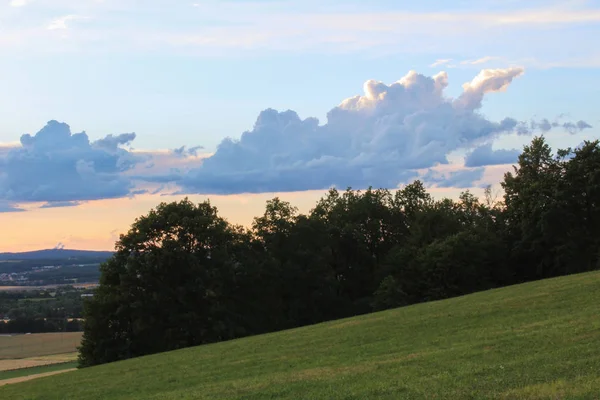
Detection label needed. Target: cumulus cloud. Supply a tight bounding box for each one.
[175,68,530,194]
[464,144,520,167]
[1,68,592,200]
[454,67,524,110]
[0,120,142,202]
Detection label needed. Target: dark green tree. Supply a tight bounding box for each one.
[502,136,564,281]
[78,199,247,367]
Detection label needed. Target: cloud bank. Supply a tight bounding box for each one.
[0,120,141,203]
[0,68,593,205]
[177,67,588,194]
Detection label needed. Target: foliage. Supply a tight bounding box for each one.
[78,136,600,368]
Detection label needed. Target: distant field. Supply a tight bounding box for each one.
[0,333,82,360]
[2,271,600,399]
[0,283,98,292]
[0,353,78,372]
[0,333,80,386]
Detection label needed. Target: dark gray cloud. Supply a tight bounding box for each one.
[529,118,592,135]
[0,201,24,213]
[0,120,142,202]
[92,133,136,151]
[39,201,82,209]
[531,118,553,133]
[562,120,593,134]
[172,145,204,157]
[464,144,520,167]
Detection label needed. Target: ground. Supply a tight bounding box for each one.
[0,332,81,386]
[0,272,599,399]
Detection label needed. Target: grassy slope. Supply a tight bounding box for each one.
[2,271,600,400]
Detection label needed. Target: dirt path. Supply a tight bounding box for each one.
[0,368,76,386]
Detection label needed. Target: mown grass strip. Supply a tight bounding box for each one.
[0,361,77,381]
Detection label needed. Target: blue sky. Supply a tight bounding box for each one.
[0,0,599,250]
[1,0,599,149]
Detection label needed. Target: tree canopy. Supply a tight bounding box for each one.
[79,136,600,368]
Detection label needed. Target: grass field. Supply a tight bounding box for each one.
[0,332,81,385]
[0,352,78,372]
[2,271,600,399]
[0,332,82,360]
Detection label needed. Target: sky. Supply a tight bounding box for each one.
[0,0,599,251]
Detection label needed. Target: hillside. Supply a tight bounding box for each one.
[2,271,600,399]
[0,249,113,261]
[0,249,112,287]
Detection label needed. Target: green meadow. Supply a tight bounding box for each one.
[2,271,599,399]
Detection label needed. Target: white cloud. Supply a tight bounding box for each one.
[167,66,591,195]
[430,59,452,67]
[9,0,29,7]
[173,68,528,194]
[47,15,86,31]
[461,56,500,65]
[455,67,525,109]
[0,1,598,67]
[160,6,600,54]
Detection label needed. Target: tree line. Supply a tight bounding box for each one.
[78,136,600,367]
[0,286,86,333]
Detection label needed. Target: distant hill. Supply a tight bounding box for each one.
[0,249,114,261]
